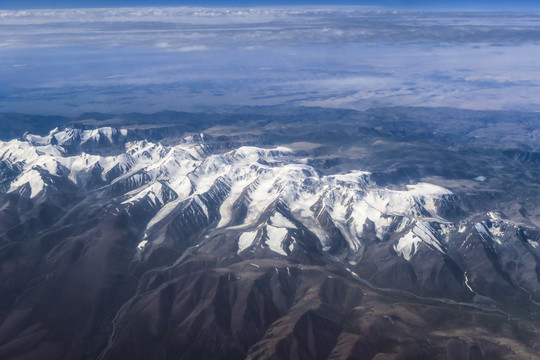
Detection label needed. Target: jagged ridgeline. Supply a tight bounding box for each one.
[0,107,539,360]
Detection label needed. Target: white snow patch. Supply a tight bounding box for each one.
[193,196,209,219]
[269,212,296,229]
[217,175,253,228]
[394,221,443,260]
[464,272,475,293]
[395,217,410,233]
[237,230,258,254]
[490,228,504,243]
[122,182,166,206]
[394,230,422,261]
[414,222,443,252]
[144,179,192,232]
[9,169,45,198]
[265,225,288,255]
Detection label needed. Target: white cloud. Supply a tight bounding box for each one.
[1,7,540,50]
[177,45,210,52]
[2,7,540,114]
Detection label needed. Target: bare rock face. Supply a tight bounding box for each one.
[99,257,538,360]
[0,108,539,360]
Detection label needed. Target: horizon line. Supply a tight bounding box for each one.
[2,5,540,12]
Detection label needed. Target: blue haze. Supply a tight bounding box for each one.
[1,7,540,115]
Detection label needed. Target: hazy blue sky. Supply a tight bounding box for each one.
[1,5,540,115]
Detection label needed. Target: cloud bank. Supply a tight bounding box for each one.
[1,7,540,114]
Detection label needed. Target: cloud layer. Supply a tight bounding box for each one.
[1,7,540,114]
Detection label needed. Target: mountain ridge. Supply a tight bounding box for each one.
[0,109,539,359]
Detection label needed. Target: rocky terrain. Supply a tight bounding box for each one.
[0,107,538,359]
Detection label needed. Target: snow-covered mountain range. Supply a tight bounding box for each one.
[2,126,539,295]
[1,121,539,359]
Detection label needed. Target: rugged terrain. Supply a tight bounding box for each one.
[0,107,539,359]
